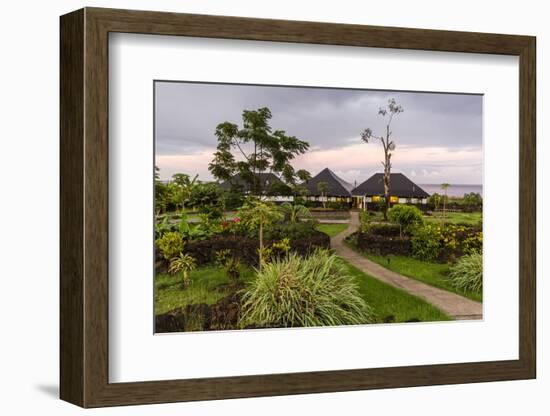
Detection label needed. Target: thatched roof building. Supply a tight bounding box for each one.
[351,173,429,206]
[303,168,354,197]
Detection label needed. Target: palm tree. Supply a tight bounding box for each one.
[238,199,283,270]
[279,202,312,223]
[168,253,197,288]
[440,183,450,222]
[317,181,330,209]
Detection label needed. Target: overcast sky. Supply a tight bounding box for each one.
[155,81,483,185]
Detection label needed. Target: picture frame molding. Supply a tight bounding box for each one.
[60,7,536,408]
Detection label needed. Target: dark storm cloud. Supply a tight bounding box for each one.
[154,81,482,156]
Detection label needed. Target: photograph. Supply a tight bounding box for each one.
[153,81,484,333]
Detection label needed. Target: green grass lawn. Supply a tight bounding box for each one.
[155,265,256,315]
[362,253,482,302]
[339,259,451,323]
[316,223,349,237]
[156,260,450,324]
[424,211,482,225]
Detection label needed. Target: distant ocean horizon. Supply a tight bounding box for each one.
[418,184,483,198]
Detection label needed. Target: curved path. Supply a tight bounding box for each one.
[331,211,483,320]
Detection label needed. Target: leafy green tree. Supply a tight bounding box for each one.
[171,173,198,212]
[165,182,184,212]
[238,198,283,270]
[463,192,482,209]
[429,192,441,211]
[296,169,312,183]
[209,107,309,194]
[267,180,293,197]
[317,181,330,209]
[188,182,224,215]
[360,98,404,220]
[387,204,424,237]
[154,165,168,215]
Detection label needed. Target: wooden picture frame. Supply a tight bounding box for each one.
[60,7,536,408]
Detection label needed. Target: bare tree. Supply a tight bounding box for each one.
[360,98,404,220]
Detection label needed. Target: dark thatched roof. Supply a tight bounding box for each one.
[218,172,289,194]
[303,168,354,197]
[351,173,430,198]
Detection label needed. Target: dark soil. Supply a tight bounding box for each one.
[155,285,244,333]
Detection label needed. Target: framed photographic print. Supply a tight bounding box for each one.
[60,7,536,408]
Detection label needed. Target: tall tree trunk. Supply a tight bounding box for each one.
[383,154,390,221]
[383,126,391,221]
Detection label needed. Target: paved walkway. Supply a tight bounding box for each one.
[331,211,483,320]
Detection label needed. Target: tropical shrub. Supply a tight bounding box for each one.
[177,212,190,234]
[462,230,483,255]
[168,252,197,287]
[410,223,443,261]
[187,213,225,240]
[156,232,185,260]
[188,182,224,212]
[182,224,210,241]
[440,224,483,257]
[219,217,242,235]
[448,252,483,293]
[279,202,312,223]
[387,204,424,236]
[222,189,245,210]
[267,220,318,240]
[200,205,225,222]
[359,210,371,232]
[258,238,292,264]
[155,215,177,239]
[270,238,291,258]
[239,250,374,328]
[215,249,241,283]
[326,201,349,210]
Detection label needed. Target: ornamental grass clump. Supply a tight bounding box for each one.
[448,252,483,293]
[239,250,374,328]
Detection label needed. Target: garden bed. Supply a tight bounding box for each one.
[351,220,482,263]
[355,232,412,256]
[156,231,330,271]
[155,257,451,333]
